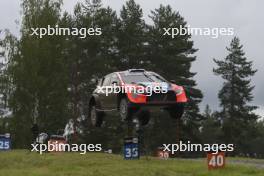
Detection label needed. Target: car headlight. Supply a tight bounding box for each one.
[131,92,139,98]
[175,88,183,95]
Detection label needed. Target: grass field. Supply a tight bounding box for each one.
[0,150,263,176]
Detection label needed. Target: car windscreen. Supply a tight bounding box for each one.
[120,73,166,83]
[148,73,167,82]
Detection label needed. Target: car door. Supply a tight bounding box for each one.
[98,74,111,109]
[107,73,120,109]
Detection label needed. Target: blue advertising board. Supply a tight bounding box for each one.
[124,137,139,159]
[0,134,11,150]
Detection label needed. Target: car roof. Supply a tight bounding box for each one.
[116,69,149,75]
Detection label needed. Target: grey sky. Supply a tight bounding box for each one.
[0,0,263,116]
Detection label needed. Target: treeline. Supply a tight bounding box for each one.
[0,0,263,157]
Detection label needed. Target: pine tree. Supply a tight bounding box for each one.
[213,37,258,153]
[200,105,222,144]
[116,0,147,69]
[65,0,119,123]
[61,1,122,145]
[148,5,203,142]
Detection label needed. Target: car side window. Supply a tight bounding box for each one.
[97,78,103,86]
[110,74,120,85]
[102,74,111,86]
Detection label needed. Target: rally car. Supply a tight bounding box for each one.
[88,69,187,127]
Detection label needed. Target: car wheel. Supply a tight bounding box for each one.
[89,104,103,127]
[119,97,132,121]
[167,104,184,119]
[137,110,150,126]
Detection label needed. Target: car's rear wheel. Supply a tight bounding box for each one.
[89,104,103,127]
[167,104,185,119]
[137,110,150,126]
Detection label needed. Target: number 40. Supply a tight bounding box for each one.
[209,155,224,167]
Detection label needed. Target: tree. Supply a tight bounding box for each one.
[62,0,120,143]
[0,30,15,134]
[213,37,258,154]
[7,0,70,148]
[200,105,222,144]
[116,0,147,69]
[77,0,119,119]
[248,121,264,157]
[148,5,203,142]
[2,0,205,151]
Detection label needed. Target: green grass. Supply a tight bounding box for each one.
[0,150,263,176]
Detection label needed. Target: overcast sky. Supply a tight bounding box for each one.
[0,0,263,116]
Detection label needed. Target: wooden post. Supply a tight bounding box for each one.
[175,118,180,157]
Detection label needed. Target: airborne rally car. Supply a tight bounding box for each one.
[88,69,187,127]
